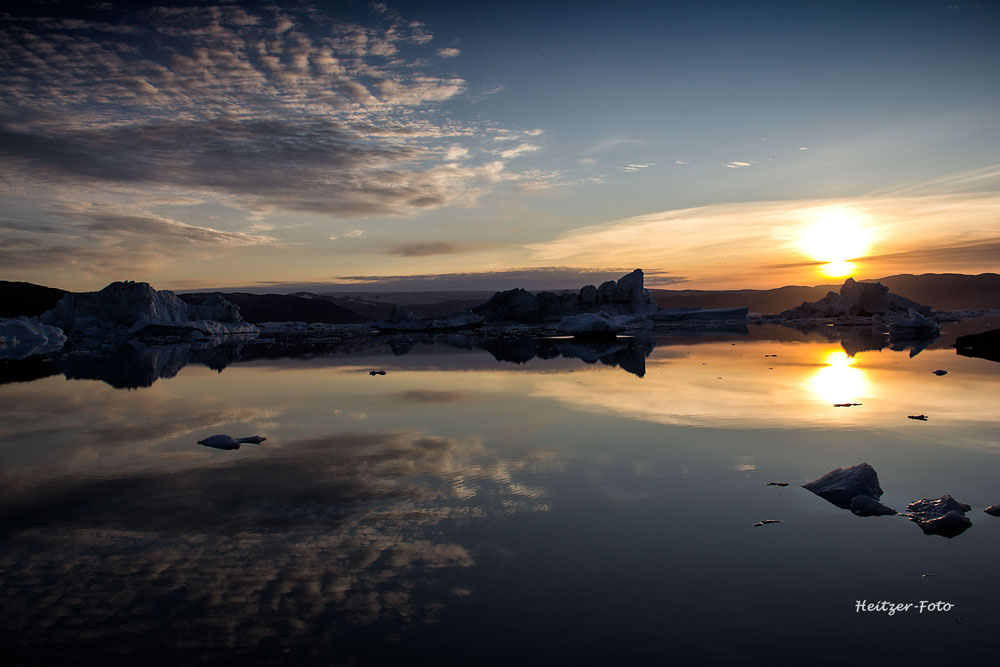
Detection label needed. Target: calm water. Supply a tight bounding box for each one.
[2,323,999,665]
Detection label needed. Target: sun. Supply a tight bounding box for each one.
[798,207,874,278]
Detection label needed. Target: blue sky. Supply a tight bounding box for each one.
[1,0,998,291]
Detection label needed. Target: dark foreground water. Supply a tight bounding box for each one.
[2,323,999,666]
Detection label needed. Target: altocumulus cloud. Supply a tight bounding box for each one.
[0,0,555,270]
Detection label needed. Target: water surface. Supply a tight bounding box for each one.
[2,325,999,665]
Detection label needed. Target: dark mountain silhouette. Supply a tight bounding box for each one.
[4,273,998,321]
[875,274,1000,310]
[290,294,487,321]
[650,285,839,314]
[651,273,1000,314]
[178,292,368,324]
[0,280,69,318]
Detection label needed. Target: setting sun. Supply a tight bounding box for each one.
[798,207,874,278]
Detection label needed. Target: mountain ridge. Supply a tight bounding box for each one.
[3,273,998,319]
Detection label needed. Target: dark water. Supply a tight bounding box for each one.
[2,324,999,665]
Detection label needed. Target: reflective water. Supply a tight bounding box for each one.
[2,322,999,665]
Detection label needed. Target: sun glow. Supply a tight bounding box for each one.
[798,207,874,278]
[809,350,868,405]
[821,260,857,278]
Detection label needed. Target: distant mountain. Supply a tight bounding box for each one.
[300,293,489,320]
[873,274,1000,310]
[651,273,1000,314]
[5,273,998,321]
[650,285,839,315]
[0,280,69,318]
[178,292,368,324]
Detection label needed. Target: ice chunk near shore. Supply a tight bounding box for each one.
[476,269,657,323]
[374,308,484,332]
[904,495,972,538]
[888,309,940,337]
[41,281,255,340]
[779,278,931,319]
[802,462,896,516]
[556,312,628,338]
[0,317,67,345]
[0,317,67,358]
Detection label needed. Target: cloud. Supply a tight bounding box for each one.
[725,161,752,168]
[386,241,477,257]
[437,47,461,57]
[0,206,271,278]
[526,188,1000,288]
[622,163,654,173]
[582,136,644,155]
[856,237,1000,269]
[0,2,542,225]
[498,143,541,159]
[345,230,365,238]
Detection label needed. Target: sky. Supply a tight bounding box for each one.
[1,0,998,292]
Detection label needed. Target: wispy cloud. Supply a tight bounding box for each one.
[0,205,271,279]
[498,143,541,159]
[582,136,644,155]
[526,181,1000,288]
[386,241,478,257]
[622,163,654,173]
[437,47,461,57]
[725,161,752,168]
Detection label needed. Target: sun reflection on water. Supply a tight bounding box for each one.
[808,350,868,405]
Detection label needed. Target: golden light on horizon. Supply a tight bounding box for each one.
[821,260,857,278]
[798,207,874,279]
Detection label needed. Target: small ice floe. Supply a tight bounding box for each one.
[888,308,940,337]
[907,415,929,421]
[197,434,267,450]
[370,369,386,376]
[753,520,783,527]
[556,311,628,339]
[802,462,895,516]
[0,317,67,358]
[903,495,972,538]
[932,370,948,376]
